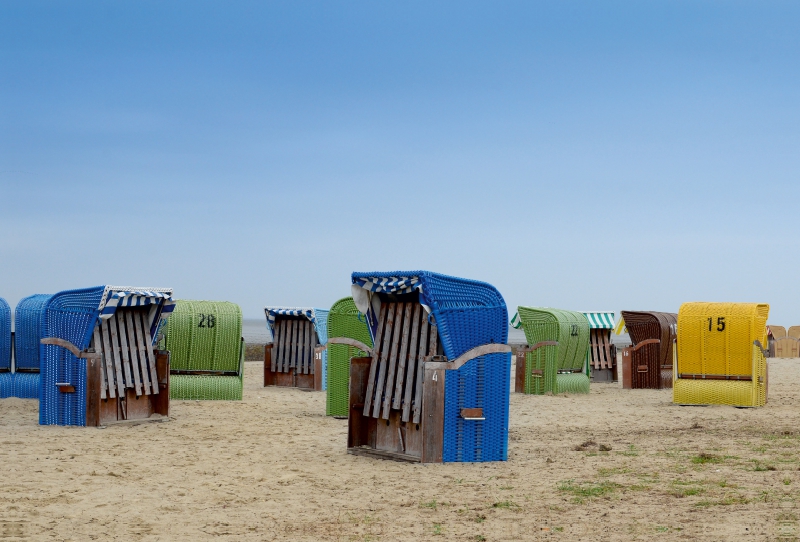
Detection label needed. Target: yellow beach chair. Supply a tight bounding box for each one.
[673,302,769,407]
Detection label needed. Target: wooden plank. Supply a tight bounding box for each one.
[298,319,306,375]
[392,303,413,411]
[85,357,101,427]
[117,311,141,396]
[310,321,318,375]
[124,311,146,395]
[306,320,313,375]
[269,321,278,372]
[381,303,406,418]
[101,320,121,398]
[94,327,107,400]
[264,345,275,386]
[371,303,396,419]
[602,331,613,369]
[140,312,160,395]
[428,320,438,358]
[274,320,283,372]
[281,319,290,373]
[152,350,170,416]
[421,367,445,463]
[411,312,430,424]
[425,344,513,371]
[128,311,151,395]
[401,304,422,421]
[362,304,388,417]
[288,320,297,372]
[347,357,373,449]
[108,314,132,392]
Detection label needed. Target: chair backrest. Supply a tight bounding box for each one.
[788,326,800,340]
[327,297,373,414]
[771,325,787,339]
[14,294,52,372]
[162,300,242,374]
[516,307,589,371]
[0,298,9,372]
[620,311,677,368]
[677,302,769,377]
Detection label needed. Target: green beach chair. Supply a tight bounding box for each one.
[325,297,373,417]
[512,307,590,395]
[162,300,244,400]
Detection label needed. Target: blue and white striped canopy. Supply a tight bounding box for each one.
[264,307,321,337]
[352,275,422,296]
[97,286,175,342]
[582,311,615,329]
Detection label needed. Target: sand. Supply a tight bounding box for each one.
[2,359,799,541]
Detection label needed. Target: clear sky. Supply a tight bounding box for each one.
[1,1,798,323]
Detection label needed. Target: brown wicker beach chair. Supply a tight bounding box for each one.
[619,311,677,389]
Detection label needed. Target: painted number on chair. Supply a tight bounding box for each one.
[198,314,217,328]
[707,317,725,332]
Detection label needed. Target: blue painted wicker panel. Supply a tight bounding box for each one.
[314,308,329,390]
[0,372,12,398]
[39,287,105,426]
[443,352,510,462]
[14,372,40,399]
[0,298,10,371]
[14,294,52,371]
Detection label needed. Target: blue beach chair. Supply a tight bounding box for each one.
[340,271,512,463]
[39,286,175,426]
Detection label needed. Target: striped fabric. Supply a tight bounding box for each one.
[352,275,422,295]
[264,307,321,341]
[510,312,522,329]
[582,311,615,329]
[97,286,175,343]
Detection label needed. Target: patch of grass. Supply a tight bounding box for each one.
[558,480,619,503]
[475,536,486,542]
[673,487,705,498]
[499,485,514,490]
[619,445,639,457]
[474,515,486,523]
[752,461,777,472]
[655,526,670,532]
[420,500,438,510]
[784,478,792,485]
[691,453,722,465]
[432,523,444,536]
[597,467,630,477]
[492,500,520,510]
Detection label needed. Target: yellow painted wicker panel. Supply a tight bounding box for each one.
[672,378,764,407]
[677,302,768,376]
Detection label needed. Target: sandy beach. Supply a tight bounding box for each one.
[2,358,799,541]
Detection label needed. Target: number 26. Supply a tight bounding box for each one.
[708,317,725,332]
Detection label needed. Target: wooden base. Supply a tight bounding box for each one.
[347,357,444,463]
[86,351,170,427]
[264,344,324,391]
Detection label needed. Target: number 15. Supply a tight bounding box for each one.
[708,317,725,332]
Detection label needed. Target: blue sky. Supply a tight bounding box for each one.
[1,1,799,323]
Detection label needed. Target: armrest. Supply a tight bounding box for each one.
[325,337,373,357]
[425,343,512,371]
[40,337,102,359]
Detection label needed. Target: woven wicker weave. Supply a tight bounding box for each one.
[674,302,769,407]
[516,307,590,394]
[326,297,372,417]
[0,297,9,373]
[163,300,243,400]
[620,311,676,389]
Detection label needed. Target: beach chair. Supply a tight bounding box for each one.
[512,307,590,395]
[325,297,372,417]
[619,311,676,389]
[673,302,769,407]
[3,294,53,399]
[343,271,512,463]
[772,326,800,358]
[0,297,10,398]
[582,312,616,382]
[264,307,329,391]
[162,300,244,400]
[39,286,175,426]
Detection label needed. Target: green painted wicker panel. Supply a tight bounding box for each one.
[555,372,590,394]
[517,306,590,395]
[326,297,373,417]
[163,300,242,372]
[170,375,243,400]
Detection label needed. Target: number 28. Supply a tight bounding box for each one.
[708,317,725,332]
